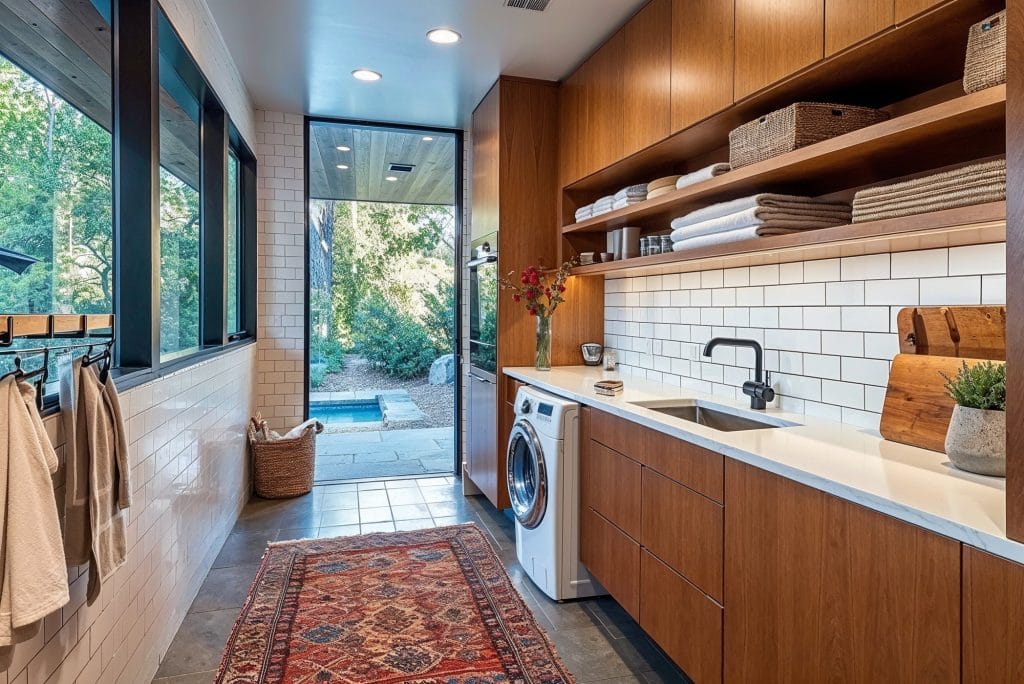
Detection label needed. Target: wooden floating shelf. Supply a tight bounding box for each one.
[1,314,115,343]
[570,202,1006,277]
[564,85,1006,236]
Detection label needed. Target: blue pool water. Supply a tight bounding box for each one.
[310,401,383,424]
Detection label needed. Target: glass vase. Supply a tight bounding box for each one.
[535,315,552,371]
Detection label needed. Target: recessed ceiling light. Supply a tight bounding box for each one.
[427,28,461,45]
[352,68,382,82]
[422,136,434,142]
[336,164,349,170]
[385,176,398,182]
[336,145,350,151]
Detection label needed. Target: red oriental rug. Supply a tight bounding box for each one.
[215,523,573,683]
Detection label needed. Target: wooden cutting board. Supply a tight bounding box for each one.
[897,306,1006,359]
[879,354,990,453]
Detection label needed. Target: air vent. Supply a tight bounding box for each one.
[504,0,551,11]
[388,163,416,173]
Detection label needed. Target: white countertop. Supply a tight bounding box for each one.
[503,365,1022,564]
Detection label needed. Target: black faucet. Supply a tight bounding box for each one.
[702,337,775,410]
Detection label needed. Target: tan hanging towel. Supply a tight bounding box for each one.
[60,356,131,605]
[0,375,70,646]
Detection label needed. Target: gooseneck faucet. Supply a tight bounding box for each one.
[702,337,775,410]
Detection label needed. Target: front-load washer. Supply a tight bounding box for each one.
[507,385,605,601]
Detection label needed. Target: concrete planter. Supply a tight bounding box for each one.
[945,405,1006,477]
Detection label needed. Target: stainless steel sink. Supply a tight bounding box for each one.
[629,400,799,432]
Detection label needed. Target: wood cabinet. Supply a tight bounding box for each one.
[641,425,724,502]
[895,0,944,22]
[724,460,961,682]
[734,0,825,99]
[586,32,625,175]
[581,507,641,618]
[962,546,1024,682]
[623,0,672,155]
[466,375,497,496]
[826,0,894,55]
[581,441,642,538]
[671,0,735,131]
[470,86,499,242]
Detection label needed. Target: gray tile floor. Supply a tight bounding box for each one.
[152,476,688,683]
[314,427,455,482]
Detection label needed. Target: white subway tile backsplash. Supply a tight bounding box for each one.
[605,244,1005,430]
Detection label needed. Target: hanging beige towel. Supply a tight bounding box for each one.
[0,376,69,646]
[60,357,130,605]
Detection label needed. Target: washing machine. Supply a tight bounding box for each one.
[507,385,606,601]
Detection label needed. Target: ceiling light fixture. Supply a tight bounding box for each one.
[336,145,350,151]
[352,68,382,82]
[427,28,461,44]
[385,176,398,182]
[422,136,434,142]
[336,164,349,170]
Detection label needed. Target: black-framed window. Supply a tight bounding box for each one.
[226,150,241,335]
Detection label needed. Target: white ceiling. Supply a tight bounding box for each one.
[205,0,648,129]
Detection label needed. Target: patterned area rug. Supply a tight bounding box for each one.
[215,523,573,683]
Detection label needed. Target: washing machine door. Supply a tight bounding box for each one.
[506,420,548,529]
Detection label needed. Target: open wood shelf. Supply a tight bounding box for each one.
[570,201,1006,277]
[561,0,1005,198]
[564,85,1005,236]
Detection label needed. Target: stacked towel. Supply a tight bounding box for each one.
[852,159,1006,223]
[575,204,594,222]
[676,163,731,190]
[647,175,683,200]
[592,195,616,216]
[613,183,648,210]
[670,194,851,251]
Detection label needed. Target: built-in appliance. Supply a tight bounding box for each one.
[507,386,605,601]
[468,239,498,378]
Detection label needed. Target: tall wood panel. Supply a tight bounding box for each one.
[586,31,625,175]
[671,0,735,132]
[963,547,1024,682]
[826,0,895,55]
[733,0,824,99]
[724,461,961,682]
[622,0,672,156]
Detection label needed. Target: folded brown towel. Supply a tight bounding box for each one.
[852,188,1006,222]
[854,159,1005,201]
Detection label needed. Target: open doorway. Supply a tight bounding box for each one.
[305,119,461,483]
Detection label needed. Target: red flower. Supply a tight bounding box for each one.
[512,293,521,302]
[559,285,566,292]
[529,308,537,316]
[525,290,536,300]
[520,274,529,284]
[529,272,539,285]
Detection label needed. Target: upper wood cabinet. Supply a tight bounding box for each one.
[671,0,735,131]
[558,65,585,187]
[724,460,961,682]
[470,83,500,242]
[826,0,895,56]
[733,0,824,99]
[587,31,626,175]
[623,0,673,156]
[895,0,944,22]
[963,546,1024,683]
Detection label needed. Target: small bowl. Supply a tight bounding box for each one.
[598,252,615,262]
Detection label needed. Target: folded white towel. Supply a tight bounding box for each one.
[670,194,850,231]
[672,226,763,251]
[671,206,849,242]
[574,204,594,222]
[676,163,731,190]
[592,204,614,216]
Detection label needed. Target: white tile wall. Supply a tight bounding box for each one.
[2,346,255,684]
[604,243,1006,430]
[254,109,307,433]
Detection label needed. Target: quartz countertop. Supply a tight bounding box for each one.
[503,365,1021,564]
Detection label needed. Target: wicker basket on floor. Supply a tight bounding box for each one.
[728,102,890,168]
[964,10,1006,94]
[248,415,322,498]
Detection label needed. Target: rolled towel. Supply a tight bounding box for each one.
[676,163,731,190]
[614,183,649,201]
[670,194,851,232]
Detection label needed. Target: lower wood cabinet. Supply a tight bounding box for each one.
[963,546,1024,682]
[641,551,723,683]
[581,507,640,618]
[724,460,961,682]
[581,440,642,539]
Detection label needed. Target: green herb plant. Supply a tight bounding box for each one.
[941,361,1006,411]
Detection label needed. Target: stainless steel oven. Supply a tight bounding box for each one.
[468,239,498,379]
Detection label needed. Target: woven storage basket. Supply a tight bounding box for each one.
[729,103,890,168]
[248,416,322,498]
[964,11,1006,94]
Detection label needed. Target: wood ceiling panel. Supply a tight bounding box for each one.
[309,122,456,205]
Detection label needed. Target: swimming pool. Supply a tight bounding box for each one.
[310,400,383,425]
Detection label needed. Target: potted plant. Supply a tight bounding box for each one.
[942,360,1006,476]
[499,260,576,371]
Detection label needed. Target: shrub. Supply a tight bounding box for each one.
[310,365,327,389]
[942,361,1006,411]
[422,279,455,355]
[353,300,435,379]
[310,335,346,373]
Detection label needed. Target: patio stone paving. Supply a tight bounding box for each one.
[315,426,454,481]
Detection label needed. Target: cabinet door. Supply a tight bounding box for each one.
[622,0,672,156]
[582,508,641,618]
[963,546,1024,682]
[734,0,824,99]
[641,551,723,683]
[671,0,735,132]
[825,0,894,55]
[466,375,499,505]
[558,67,584,186]
[585,31,625,175]
[581,440,641,539]
[642,427,724,502]
[894,0,943,22]
[470,84,499,242]
[724,460,960,682]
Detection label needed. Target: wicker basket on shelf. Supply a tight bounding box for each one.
[728,102,890,168]
[248,414,322,498]
[964,11,1006,94]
